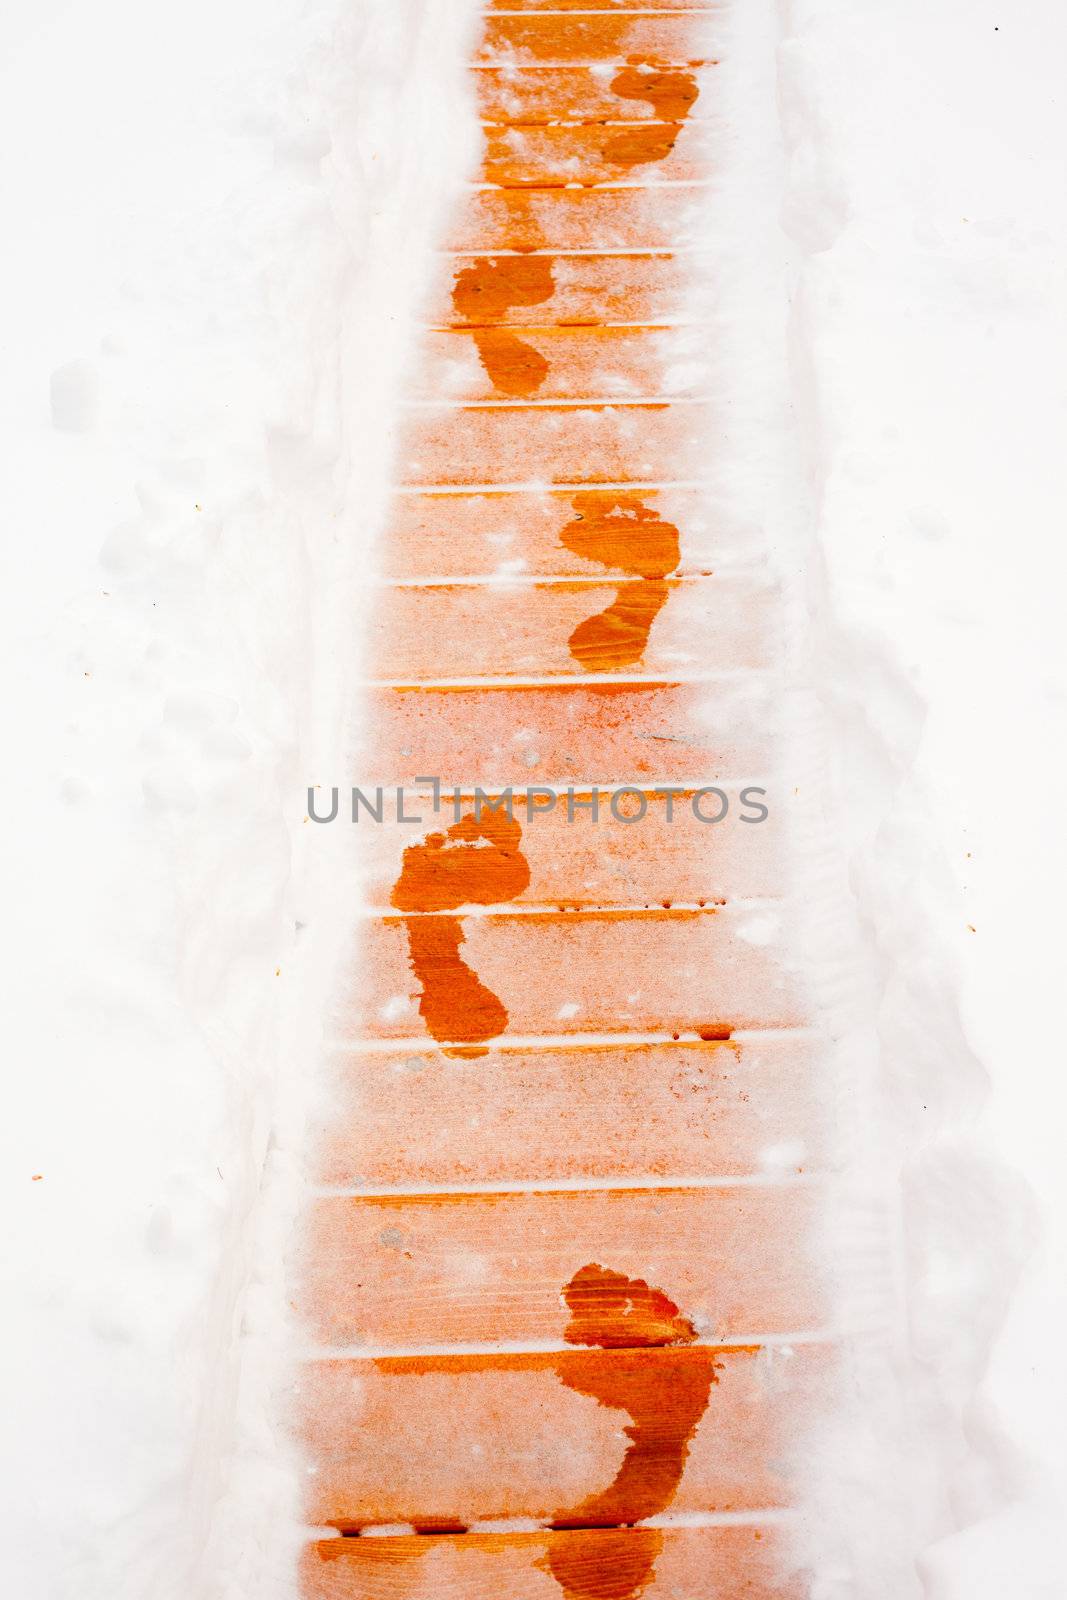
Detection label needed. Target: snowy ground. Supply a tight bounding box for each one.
[780,2,1067,1592]
[1,1,1064,1597]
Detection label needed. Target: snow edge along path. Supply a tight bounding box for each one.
[203,7,486,1600]
[772,4,1041,1599]
[0,4,482,1599]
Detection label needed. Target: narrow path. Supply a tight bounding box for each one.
[298,6,820,1595]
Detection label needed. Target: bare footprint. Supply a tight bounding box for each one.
[560,493,682,672]
[390,809,531,1054]
[543,1263,718,1600]
[452,254,556,398]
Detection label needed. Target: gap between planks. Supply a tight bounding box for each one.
[485,10,721,17]
[393,479,710,495]
[322,781,769,797]
[306,1507,797,1542]
[399,396,716,409]
[424,321,712,331]
[479,117,717,129]
[328,1026,814,1053]
[470,61,717,72]
[466,179,711,192]
[304,1332,831,1362]
[438,246,701,257]
[372,574,719,589]
[358,668,769,688]
[357,899,778,920]
[312,1171,821,1200]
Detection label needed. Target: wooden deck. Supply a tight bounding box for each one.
[294,8,821,1596]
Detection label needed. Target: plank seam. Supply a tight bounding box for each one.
[327,1026,813,1052]
[312,1171,820,1199]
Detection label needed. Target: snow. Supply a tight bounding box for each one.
[776,0,1067,1593]
[0,1,479,1595]
[1,0,1065,1597]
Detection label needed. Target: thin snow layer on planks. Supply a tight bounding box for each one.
[292,4,832,1599]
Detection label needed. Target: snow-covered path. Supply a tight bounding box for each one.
[2,2,1066,1599]
[288,7,833,1597]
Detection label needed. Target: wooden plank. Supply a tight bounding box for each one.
[476,17,715,69]
[481,120,706,188]
[297,1344,828,1525]
[296,18,823,1597]
[313,1035,824,1189]
[337,906,802,1046]
[487,0,719,12]
[297,1185,821,1348]
[476,66,718,125]
[413,326,713,402]
[364,574,770,680]
[430,252,712,330]
[377,488,742,579]
[347,681,779,788]
[446,187,709,252]
[301,1524,804,1600]
[397,401,712,487]
[349,783,782,908]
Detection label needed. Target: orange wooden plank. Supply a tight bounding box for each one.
[364,575,771,680]
[431,252,710,330]
[350,782,781,907]
[446,187,708,252]
[297,1344,828,1525]
[476,17,715,68]
[348,681,776,787]
[397,401,712,487]
[297,1185,821,1348]
[339,907,800,1046]
[313,1035,823,1189]
[481,120,706,188]
[378,488,734,579]
[476,66,717,124]
[301,1524,804,1600]
[414,326,712,402]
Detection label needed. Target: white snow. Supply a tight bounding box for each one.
[0,1,480,1596]
[774,0,1067,1594]
[1,0,1065,1598]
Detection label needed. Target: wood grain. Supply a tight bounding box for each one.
[296,1344,828,1526]
[313,1035,823,1189]
[297,1184,822,1349]
[337,906,802,1044]
[365,574,771,680]
[377,487,740,579]
[351,784,783,907]
[347,681,778,788]
[301,1524,805,1600]
[397,401,714,487]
